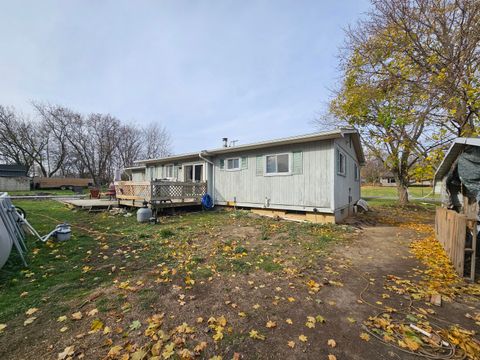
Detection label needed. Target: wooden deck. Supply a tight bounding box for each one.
[114,180,207,209]
[61,199,118,211]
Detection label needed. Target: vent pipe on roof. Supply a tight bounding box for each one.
[222,138,228,147]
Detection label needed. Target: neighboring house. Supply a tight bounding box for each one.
[379,172,397,187]
[0,164,30,192]
[123,129,365,223]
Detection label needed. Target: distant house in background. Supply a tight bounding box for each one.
[118,129,365,223]
[379,171,396,187]
[0,164,30,192]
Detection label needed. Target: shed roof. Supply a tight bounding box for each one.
[434,137,480,182]
[135,128,365,166]
[0,164,28,177]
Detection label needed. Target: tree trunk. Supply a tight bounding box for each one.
[397,182,409,205]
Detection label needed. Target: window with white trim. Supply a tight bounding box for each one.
[337,150,346,176]
[165,164,174,178]
[265,153,290,174]
[226,158,240,170]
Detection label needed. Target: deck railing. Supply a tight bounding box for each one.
[114,180,207,203]
[151,181,207,201]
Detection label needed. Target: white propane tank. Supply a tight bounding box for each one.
[55,223,72,242]
[137,201,152,223]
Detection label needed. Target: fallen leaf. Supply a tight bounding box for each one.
[327,339,336,348]
[266,320,277,328]
[108,345,123,357]
[57,315,67,322]
[90,319,104,332]
[60,326,68,332]
[129,320,141,331]
[328,355,337,360]
[194,341,207,354]
[24,317,37,326]
[285,318,293,325]
[360,332,370,342]
[58,345,75,360]
[249,329,266,340]
[26,308,38,316]
[0,324,6,332]
[162,343,175,359]
[87,308,98,316]
[71,311,82,320]
[346,317,356,323]
[287,341,295,348]
[299,334,308,342]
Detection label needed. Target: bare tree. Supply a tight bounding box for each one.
[0,106,46,173]
[115,124,143,169]
[142,123,172,159]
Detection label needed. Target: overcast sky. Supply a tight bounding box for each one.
[0,0,370,153]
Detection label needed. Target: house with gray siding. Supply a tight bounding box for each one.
[124,128,364,223]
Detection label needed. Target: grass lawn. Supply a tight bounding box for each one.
[0,200,351,359]
[361,185,440,199]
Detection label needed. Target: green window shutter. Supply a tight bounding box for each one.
[292,151,303,174]
[219,159,225,170]
[241,156,248,169]
[256,155,263,176]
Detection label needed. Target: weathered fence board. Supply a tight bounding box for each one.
[435,207,477,280]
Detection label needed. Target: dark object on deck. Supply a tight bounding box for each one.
[89,188,100,199]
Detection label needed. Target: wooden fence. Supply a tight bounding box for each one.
[435,207,477,281]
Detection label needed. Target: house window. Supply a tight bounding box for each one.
[165,164,174,178]
[354,163,359,181]
[226,158,240,170]
[337,150,346,176]
[265,153,290,174]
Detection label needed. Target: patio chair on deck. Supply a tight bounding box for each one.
[105,183,116,200]
[89,188,100,199]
